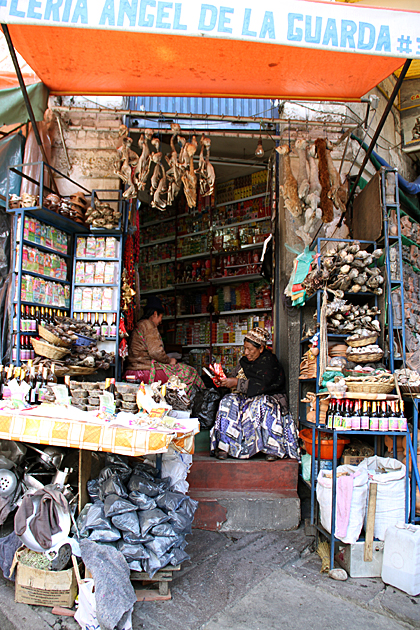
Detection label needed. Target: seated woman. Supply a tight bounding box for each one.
[125,296,204,394]
[210,327,299,461]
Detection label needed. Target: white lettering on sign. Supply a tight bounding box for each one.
[0,0,418,59]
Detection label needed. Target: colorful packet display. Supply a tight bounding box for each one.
[102,287,113,310]
[94,261,105,284]
[105,237,117,258]
[76,237,86,257]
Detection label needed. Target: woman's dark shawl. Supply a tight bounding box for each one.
[239,348,285,397]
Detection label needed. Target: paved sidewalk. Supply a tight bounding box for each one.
[0,527,418,630]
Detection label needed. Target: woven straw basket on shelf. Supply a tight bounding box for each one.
[38,325,72,348]
[346,351,384,363]
[55,365,96,377]
[346,381,394,394]
[399,384,420,394]
[346,334,378,348]
[31,338,70,360]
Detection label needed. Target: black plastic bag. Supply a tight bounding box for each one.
[87,479,101,503]
[168,510,193,535]
[143,549,171,578]
[192,387,227,430]
[172,534,187,550]
[128,491,157,511]
[100,461,132,483]
[128,475,161,497]
[155,491,186,513]
[103,494,137,518]
[127,560,145,572]
[89,526,121,542]
[138,508,170,537]
[145,536,175,558]
[99,474,128,500]
[117,540,149,560]
[111,512,140,536]
[85,502,113,531]
[167,547,190,566]
[177,496,198,521]
[132,462,160,478]
[123,531,154,545]
[150,523,177,538]
[75,503,92,537]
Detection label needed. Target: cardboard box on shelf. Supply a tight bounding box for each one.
[341,455,367,466]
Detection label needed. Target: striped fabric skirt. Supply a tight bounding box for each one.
[210,393,300,460]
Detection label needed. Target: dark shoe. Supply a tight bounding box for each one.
[265,454,278,461]
[216,450,228,460]
[51,543,72,571]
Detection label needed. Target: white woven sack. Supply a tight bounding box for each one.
[316,464,368,544]
[358,456,407,541]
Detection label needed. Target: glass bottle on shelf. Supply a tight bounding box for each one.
[351,399,361,430]
[93,313,101,337]
[370,401,379,431]
[379,401,389,432]
[389,401,399,431]
[398,400,408,431]
[12,335,17,362]
[13,305,18,333]
[326,398,335,428]
[101,314,109,338]
[47,364,57,384]
[28,365,37,404]
[343,400,352,430]
[109,313,117,338]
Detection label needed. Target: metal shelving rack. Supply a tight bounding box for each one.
[298,236,417,570]
[380,167,407,371]
[138,186,272,362]
[7,162,90,366]
[71,190,124,380]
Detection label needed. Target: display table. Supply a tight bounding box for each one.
[0,406,196,509]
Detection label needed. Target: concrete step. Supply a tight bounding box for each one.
[188,452,299,493]
[191,490,300,532]
[188,453,300,532]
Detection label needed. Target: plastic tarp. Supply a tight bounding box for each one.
[0,131,25,205]
[352,134,420,196]
[0,83,48,126]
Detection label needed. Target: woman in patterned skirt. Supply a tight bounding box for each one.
[210,327,299,461]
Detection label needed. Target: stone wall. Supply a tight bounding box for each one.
[48,96,124,195]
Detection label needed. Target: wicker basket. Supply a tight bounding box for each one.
[31,338,70,360]
[399,384,420,394]
[346,350,384,363]
[38,325,72,348]
[66,366,97,376]
[346,381,394,394]
[346,334,378,348]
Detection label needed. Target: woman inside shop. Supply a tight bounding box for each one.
[125,296,204,393]
[210,327,299,461]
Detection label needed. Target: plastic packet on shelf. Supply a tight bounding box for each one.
[76,237,86,257]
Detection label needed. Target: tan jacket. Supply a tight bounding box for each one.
[126,319,170,370]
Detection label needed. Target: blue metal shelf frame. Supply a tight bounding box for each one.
[11,208,73,366]
[300,417,415,570]
[71,191,124,381]
[380,168,407,371]
[296,236,418,570]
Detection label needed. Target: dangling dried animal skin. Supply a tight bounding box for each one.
[150,152,163,191]
[315,138,334,223]
[295,139,310,200]
[151,163,168,211]
[196,135,215,197]
[182,155,197,208]
[134,133,152,191]
[306,144,322,211]
[325,140,347,215]
[276,145,302,218]
[115,137,137,199]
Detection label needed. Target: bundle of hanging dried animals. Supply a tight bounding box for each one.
[276,138,348,246]
[114,124,215,210]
